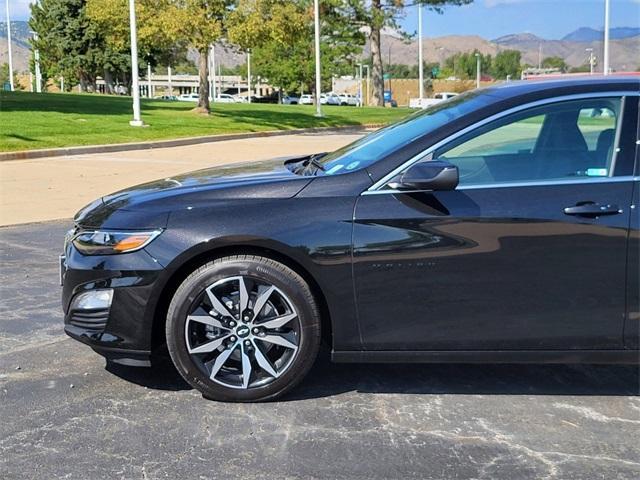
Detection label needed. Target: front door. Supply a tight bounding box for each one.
[353,95,636,351]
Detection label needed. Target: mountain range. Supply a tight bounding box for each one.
[1,22,638,74]
[561,27,640,42]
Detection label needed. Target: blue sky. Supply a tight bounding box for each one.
[400,0,640,40]
[7,0,640,40]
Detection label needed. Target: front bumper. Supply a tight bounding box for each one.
[62,242,166,366]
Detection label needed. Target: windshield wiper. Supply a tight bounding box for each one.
[304,154,326,173]
[290,153,326,176]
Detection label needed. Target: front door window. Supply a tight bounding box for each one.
[434,98,622,186]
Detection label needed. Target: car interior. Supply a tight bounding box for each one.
[436,98,620,186]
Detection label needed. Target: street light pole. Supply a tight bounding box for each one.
[364,65,370,107]
[475,53,481,89]
[418,3,424,101]
[586,48,595,75]
[603,0,610,75]
[537,43,543,70]
[5,0,14,91]
[29,30,42,93]
[147,62,152,98]
[210,45,216,102]
[128,0,143,126]
[247,50,251,103]
[357,63,363,107]
[313,0,323,117]
[168,65,173,96]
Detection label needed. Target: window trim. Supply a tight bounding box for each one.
[363,91,639,195]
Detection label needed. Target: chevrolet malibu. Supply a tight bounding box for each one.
[61,77,640,402]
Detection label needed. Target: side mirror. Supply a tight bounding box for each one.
[388,160,459,192]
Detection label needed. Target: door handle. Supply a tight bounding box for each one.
[563,203,622,218]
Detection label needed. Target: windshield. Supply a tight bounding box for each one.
[319,91,493,176]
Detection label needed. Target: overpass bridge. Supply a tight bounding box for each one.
[96,74,274,98]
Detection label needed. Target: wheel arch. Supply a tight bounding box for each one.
[150,243,333,356]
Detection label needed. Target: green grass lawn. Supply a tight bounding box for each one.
[0,91,411,152]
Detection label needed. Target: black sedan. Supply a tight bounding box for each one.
[61,77,640,402]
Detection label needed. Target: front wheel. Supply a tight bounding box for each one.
[166,255,321,402]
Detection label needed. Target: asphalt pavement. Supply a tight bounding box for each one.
[1,220,639,480]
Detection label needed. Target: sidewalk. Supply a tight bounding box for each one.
[0,131,363,226]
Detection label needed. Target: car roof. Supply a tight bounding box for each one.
[482,75,639,100]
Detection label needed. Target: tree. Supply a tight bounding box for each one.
[541,56,568,73]
[363,0,472,106]
[30,0,106,92]
[86,0,187,94]
[228,0,309,98]
[0,63,22,90]
[87,0,231,112]
[492,49,521,79]
[443,51,492,79]
[172,0,235,113]
[228,0,365,99]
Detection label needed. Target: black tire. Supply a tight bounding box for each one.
[166,255,321,402]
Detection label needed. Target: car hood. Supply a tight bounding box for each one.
[74,157,313,228]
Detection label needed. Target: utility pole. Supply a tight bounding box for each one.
[418,3,424,101]
[603,0,610,75]
[313,0,323,117]
[247,50,251,103]
[128,0,143,126]
[5,0,14,91]
[475,53,481,89]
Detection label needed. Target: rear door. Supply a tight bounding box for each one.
[352,93,637,351]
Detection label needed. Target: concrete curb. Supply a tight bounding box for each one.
[0,124,383,162]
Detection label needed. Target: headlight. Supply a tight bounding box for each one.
[72,230,162,255]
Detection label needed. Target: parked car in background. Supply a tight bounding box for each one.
[299,94,314,105]
[410,91,459,109]
[281,95,300,105]
[214,94,237,103]
[323,92,341,106]
[154,95,178,101]
[338,93,360,106]
[252,92,280,104]
[177,93,199,102]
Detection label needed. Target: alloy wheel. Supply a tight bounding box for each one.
[184,276,301,389]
